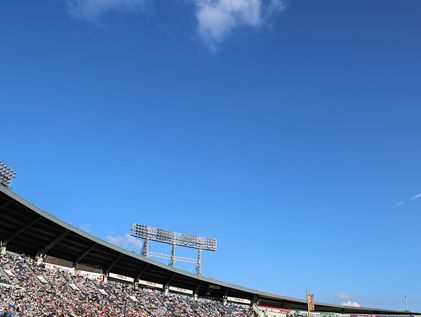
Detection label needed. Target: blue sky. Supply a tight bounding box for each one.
[1,0,421,311]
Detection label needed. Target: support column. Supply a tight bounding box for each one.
[196,248,202,275]
[36,255,44,265]
[142,238,149,257]
[164,286,169,295]
[0,242,6,255]
[170,243,176,267]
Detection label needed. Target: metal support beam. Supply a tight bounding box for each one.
[39,230,70,256]
[0,200,12,211]
[253,295,259,305]
[194,281,202,295]
[104,254,123,274]
[74,243,96,267]
[134,264,149,281]
[223,289,229,305]
[4,216,42,246]
[164,272,176,288]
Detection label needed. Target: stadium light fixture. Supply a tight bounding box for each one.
[131,223,217,275]
[131,224,217,251]
[0,162,16,189]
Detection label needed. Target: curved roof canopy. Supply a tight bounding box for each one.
[0,185,416,315]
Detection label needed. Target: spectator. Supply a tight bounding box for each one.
[0,252,255,317]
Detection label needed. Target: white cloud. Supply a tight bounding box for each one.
[64,0,284,47]
[341,300,361,307]
[106,233,143,251]
[66,0,148,23]
[195,0,285,48]
[410,193,421,200]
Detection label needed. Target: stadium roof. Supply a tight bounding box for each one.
[0,185,416,315]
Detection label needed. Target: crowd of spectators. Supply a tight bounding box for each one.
[0,251,255,316]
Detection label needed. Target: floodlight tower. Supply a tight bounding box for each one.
[131,224,217,275]
[0,162,16,189]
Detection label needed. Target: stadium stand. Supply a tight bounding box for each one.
[0,184,418,316]
[0,251,254,316]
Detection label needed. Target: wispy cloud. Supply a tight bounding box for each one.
[106,233,143,252]
[195,0,285,48]
[393,201,405,208]
[410,193,421,200]
[342,300,361,307]
[65,0,148,23]
[393,191,421,207]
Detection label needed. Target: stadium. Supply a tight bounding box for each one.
[0,164,418,316]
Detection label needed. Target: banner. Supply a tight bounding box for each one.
[307,293,315,311]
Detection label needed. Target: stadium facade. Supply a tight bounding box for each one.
[0,185,417,315]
